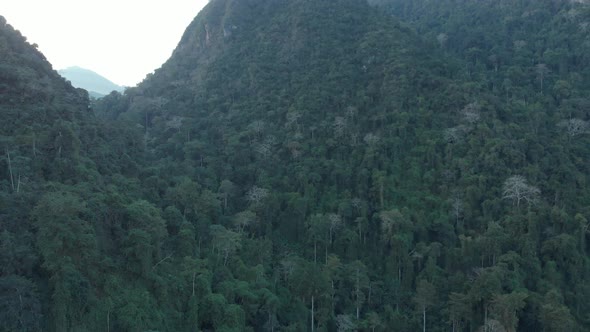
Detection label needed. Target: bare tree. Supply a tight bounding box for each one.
[444,126,465,144]
[286,110,302,130]
[436,33,448,48]
[351,198,363,211]
[166,116,184,131]
[249,120,266,139]
[502,175,540,207]
[488,54,499,72]
[256,141,272,159]
[535,64,550,91]
[246,186,269,205]
[350,132,360,147]
[345,105,357,122]
[513,40,527,51]
[279,255,297,283]
[5,149,14,192]
[460,102,481,125]
[558,119,589,137]
[477,319,507,332]
[327,213,342,244]
[363,133,380,147]
[333,116,347,138]
[286,140,302,159]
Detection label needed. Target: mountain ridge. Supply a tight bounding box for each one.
[58,66,124,98]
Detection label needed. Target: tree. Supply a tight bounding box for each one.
[290,260,329,332]
[478,319,506,332]
[306,214,329,264]
[117,287,163,332]
[379,209,413,281]
[233,210,257,234]
[490,292,527,332]
[125,200,168,268]
[209,225,242,266]
[436,33,448,48]
[218,179,237,212]
[33,191,97,286]
[0,276,42,332]
[364,311,383,332]
[450,195,464,227]
[336,314,356,331]
[333,116,348,138]
[347,260,370,320]
[502,175,540,207]
[166,177,201,217]
[535,63,550,91]
[539,290,576,332]
[448,292,471,332]
[327,213,342,245]
[469,267,503,331]
[413,279,436,332]
[124,229,155,276]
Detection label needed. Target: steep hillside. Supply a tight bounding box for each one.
[0,16,94,186]
[94,0,590,331]
[3,0,590,330]
[0,15,145,332]
[373,0,590,94]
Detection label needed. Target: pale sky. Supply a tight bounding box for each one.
[2,0,209,86]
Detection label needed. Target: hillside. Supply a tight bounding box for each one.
[3,0,590,331]
[0,15,144,332]
[58,66,124,98]
[95,0,590,330]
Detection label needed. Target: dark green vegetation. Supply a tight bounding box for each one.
[58,66,124,99]
[2,0,590,330]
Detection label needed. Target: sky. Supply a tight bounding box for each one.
[2,0,209,86]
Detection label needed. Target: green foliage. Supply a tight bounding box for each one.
[0,275,41,332]
[3,0,590,330]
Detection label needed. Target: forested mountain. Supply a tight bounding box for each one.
[2,0,590,331]
[0,15,147,332]
[58,66,124,99]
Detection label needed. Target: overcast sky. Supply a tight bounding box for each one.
[2,0,209,86]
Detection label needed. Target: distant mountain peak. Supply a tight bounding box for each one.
[58,66,124,98]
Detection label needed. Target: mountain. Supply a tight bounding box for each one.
[95,0,590,330]
[59,66,124,98]
[3,0,590,331]
[0,17,95,182]
[0,15,144,332]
